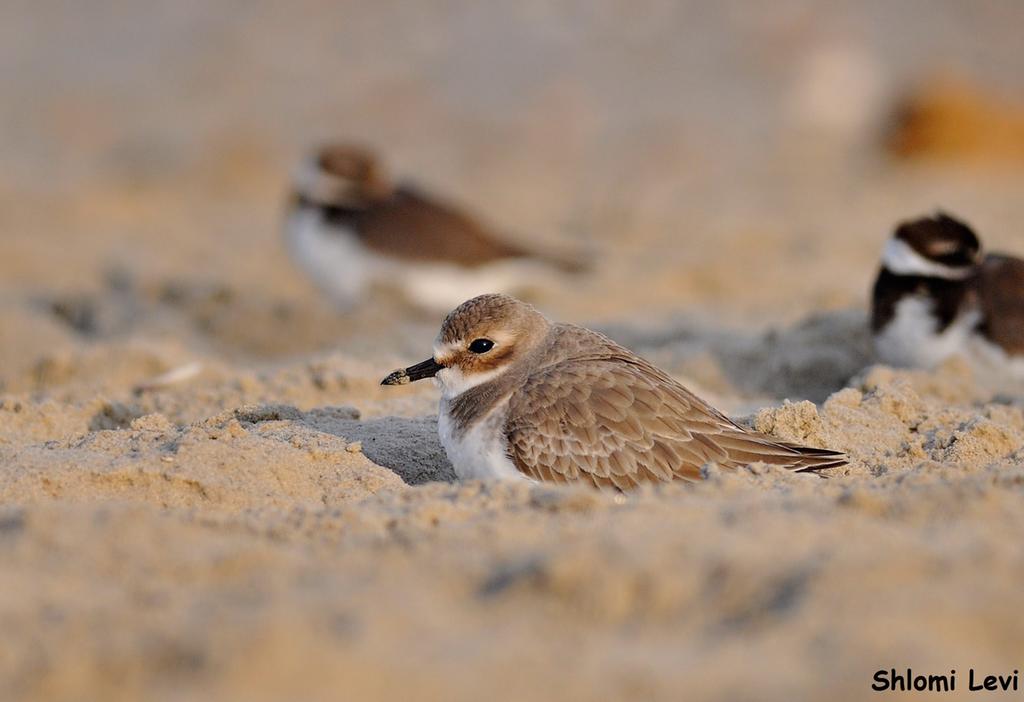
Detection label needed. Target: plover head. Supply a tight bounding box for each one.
[293,144,393,209]
[881,212,981,280]
[380,294,550,398]
[871,212,985,368]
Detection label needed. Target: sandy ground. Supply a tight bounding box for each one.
[3,2,1024,700]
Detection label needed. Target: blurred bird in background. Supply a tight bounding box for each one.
[284,144,586,312]
[871,212,1024,374]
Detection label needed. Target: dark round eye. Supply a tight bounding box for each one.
[468,338,494,354]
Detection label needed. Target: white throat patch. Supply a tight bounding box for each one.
[874,296,980,368]
[434,364,510,400]
[882,238,974,280]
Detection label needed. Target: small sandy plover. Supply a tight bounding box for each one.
[381,294,846,489]
[871,212,1024,371]
[284,145,583,311]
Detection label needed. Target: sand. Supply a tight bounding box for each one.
[4,2,1024,701]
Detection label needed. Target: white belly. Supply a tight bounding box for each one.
[874,296,980,369]
[437,403,528,482]
[285,209,376,308]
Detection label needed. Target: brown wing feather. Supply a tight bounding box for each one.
[978,255,1024,355]
[505,358,845,489]
[355,186,526,266]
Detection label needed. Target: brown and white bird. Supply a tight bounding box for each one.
[285,145,583,311]
[871,212,1024,371]
[381,294,846,489]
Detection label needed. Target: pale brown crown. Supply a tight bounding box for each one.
[295,144,393,207]
[434,294,551,376]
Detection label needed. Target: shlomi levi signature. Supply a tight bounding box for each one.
[872,668,1019,693]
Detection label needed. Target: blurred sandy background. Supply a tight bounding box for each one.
[3,2,1024,700]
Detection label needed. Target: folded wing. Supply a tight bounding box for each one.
[504,358,846,490]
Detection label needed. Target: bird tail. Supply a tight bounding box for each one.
[777,443,848,472]
[715,431,848,474]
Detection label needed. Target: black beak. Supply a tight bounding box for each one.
[380,358,443,386]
